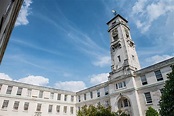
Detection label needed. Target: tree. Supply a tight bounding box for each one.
[145,106,159,116]
[160,65,174,116]
[77,105,129,116]
[77,105,116,116]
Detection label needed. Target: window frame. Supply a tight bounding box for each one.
[155,70,163,81]
[144,92,152,104]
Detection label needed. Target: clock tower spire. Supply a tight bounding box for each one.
[107,13,140,79]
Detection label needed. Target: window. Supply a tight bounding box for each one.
[57,94,61,100]
[113,35,119,41]
[48,105,53,113]
[90,92,93,99]
[16,87,22,95]
[140,75,148,85]
[13,101,19,110]
[97,90,100,97]
[123,99,128,107]
[155,70,163,81]
[116,81,126,89]
[64,95,67,101]
[39,91,43,98]
[24,102,29,111]
[78,96,81,102]
[105,101,109,107]
[104,86,109,95]
[71,95,74,102]
[144,92,152,103]
[6,86,13,94]
[118,56,121,62]
[36,103,42,111]
[70,107,74,114]
[84,94,86,100]
[2,100,9,109]
[132,55,135,60]
[50,92,54,99]
[0,84,2,91]
[27,89,31,97]
[56,105,60,113]
[63,106,67,113]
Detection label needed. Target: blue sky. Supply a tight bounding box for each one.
[0,0,174,91]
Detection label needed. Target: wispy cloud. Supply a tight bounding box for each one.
[131,0,174,33]
[145,54,173,65]
[89,73,109,85]
[93,56,111,67]
[55,81,86,92]
[15,0,32,26]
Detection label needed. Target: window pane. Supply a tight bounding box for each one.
[36,103,42,111]
[48,105,53,113]
[57,94,61,100]
[64,95,67,101]
[24,102,29,111]
[141,75,148,85]
[56,105,60,113]
[39,91,43,98]
[13,101,19,110]
[63,106,67,113]
[144,92,152,103]
[6,86,13,94]
[2,100,9,109]
[17,87,22,95]
[90,92,93,99]
[155,70,163,81]
[70,107,74,114]
[71,95,74,102]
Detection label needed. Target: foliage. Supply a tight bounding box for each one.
[77,105,130,116]
[115,109,130,116]
[145,106,159,116]
[159,65,174,116]
[77,105,114,116]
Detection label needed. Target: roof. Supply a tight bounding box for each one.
[106,14,128,25]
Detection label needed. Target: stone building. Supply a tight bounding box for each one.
[0,14,174,116]
[0,0,23,63]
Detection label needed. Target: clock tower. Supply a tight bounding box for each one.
[107,14,141,79]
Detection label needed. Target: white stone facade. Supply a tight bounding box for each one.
[0,14,174,116]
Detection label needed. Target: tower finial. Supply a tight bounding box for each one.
[112,10,117,16]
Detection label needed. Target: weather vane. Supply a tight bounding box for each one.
[112,10,117,16]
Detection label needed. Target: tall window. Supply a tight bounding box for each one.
[155,70,163,81]
[16,87,22,95]
[57,94,61,100]
[24,102,29,111]
[84,94,86,100]
[2,100,9,109]
[13,101,19,110]
[63,106,67,113]
[0,84,2,91]
[56,105,60,113]
[78,96,81,102]
[144,92,152,103]
[90,92,93,99]
[39,91,43,98]
[64,95,67,101]
[6,86,13,94]
[71,95,74,102]
[27,89,32,97]
[70,107,74,114]
[118,56,121,62]
[140,75,148,85]
[105,101,109,108]
[104,86,109,95]
[36,103,42,111]
[48,105,53,113]
[97,90,100,97]
[50,92,54,99]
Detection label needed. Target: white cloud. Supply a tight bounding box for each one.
[93,56,111,67]
[17,75,49,86]
[90,73,109,85]
[145,55,173,65]
[131,0,174,33]
[0,73,12,80]
[15,0,32,26]
[55,81,86,92]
